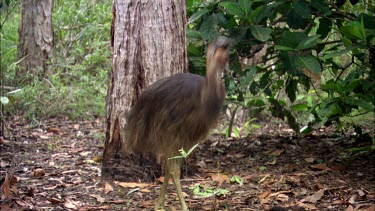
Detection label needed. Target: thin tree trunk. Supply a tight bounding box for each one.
[17,0,54,82]
[102,0,187,181]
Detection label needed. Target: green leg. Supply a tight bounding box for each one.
[155,162,170,211]
[169,159,189,211]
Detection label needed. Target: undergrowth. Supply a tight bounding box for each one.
[1,0,112,121]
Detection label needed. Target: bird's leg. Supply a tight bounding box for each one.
[169,159,189,211]
[155,161,170,211]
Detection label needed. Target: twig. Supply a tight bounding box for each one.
[327,2,357,21]
[263,58,280,70]
[334,57,355,82]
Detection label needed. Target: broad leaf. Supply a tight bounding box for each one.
[311,0,331,15]
[281,51,299,75]
[287,1,310,29]
[186,29,201,39]
[249,81,260,95]
[188,8,209,25]
[284,109,300,133]
[281,32,308,49]
[291,103,308,111]
[340,21,366,41]
[293,1,310,18]
[219,2,245,18]
[275,45,294,51]
[199,15,218,41]
[295,55,322,75]
[296,35,321,50]
[251,25,271,42]
[247,99,266,107]
[286,78,297,102]
[344,98,374,111]
[317,18,332,39]
[238,0,251,17]
[321,45,357,60]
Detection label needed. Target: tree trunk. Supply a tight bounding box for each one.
[17,0,54,82]
[102,0,187,181]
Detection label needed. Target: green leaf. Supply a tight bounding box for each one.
[284,109,300,132]
[247,99,266,107]
[275,45,294,51]
[186,29,201,39]
[341,36,353,46]
[219,2,245,18]
[287,1,310,29]
[359,13,375,30]
[321,46,357,60]
[249,81,260,95]
[317,18,332,39]
[186,144,199,155]
[281,51,299,75]
[345,79,361,93]
[281,32,308,48]
[293,1,310,18]
[321,80,338,93]
[188,8,209,25]
[296,35,321,50]
[295,55,322,75]
[259,166,266,171]
[291,103,308,111]
[340,21,366,41]
[259,71,271,88]
[286,78,297,102]
[199,15,218,41]
[311,0,331,15]
[238,0,252,17]
[230,175,243,184]
[0,96,9,105]
[344,98,374,111]
[240,66,257,85]
[250,25,271,42]
[287,9,306,29]
[246,66,257,81]
[251,2,279,24]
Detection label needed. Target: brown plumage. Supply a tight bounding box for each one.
[125,37,229,211]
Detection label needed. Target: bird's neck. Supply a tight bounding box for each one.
[205,67,224,97]
[202,67,225,115]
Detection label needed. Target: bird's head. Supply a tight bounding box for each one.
[206,37,230,74]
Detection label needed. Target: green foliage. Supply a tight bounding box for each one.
[53,0,112,77]
[189,184,228,197]
[187,0,375,135]
[1,0,111,121]
[230,175,243,184]
[168,144,199,160]
[1,6,19,83]
[5,75,106,122]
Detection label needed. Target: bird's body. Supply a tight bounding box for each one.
[126,73,224,157]
[124,38,229,211]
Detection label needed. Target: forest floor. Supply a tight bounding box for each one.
[0,117,374,211]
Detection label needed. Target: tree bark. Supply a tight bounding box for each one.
[102,0,187,181]
[17,0,54,82]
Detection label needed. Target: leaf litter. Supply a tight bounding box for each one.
[0,118,374,210]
